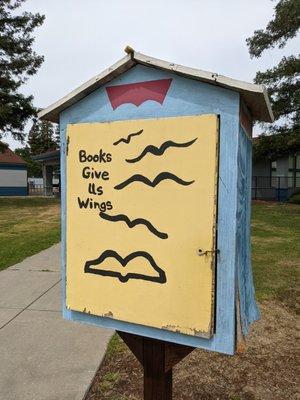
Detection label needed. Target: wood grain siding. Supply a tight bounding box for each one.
[60,64,240,354]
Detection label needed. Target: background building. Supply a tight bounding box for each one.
[33,149,60,196]
[252,152,300,201]
[0,145,28,196]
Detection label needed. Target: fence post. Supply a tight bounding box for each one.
[255,176,258,200]
[293,154,297,189]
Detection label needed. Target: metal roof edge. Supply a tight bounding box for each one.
[133,51,274,123]
[38,49,274,123]
[38,54,134,122]
[134,51,261,93]
[32,149,61,161]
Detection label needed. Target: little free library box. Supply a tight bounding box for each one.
[39,48,273,356]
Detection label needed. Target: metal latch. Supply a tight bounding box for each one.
[198,249,220,256]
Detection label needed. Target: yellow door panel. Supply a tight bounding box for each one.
[66,114,219,337]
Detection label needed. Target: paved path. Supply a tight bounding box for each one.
[0,244,113,400]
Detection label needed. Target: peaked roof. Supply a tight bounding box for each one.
[0,145,27,165]
[38,48,274,123]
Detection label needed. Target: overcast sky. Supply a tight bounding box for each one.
[7,0,300,149]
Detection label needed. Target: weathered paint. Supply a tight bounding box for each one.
[66,115,218,337]
[236,127,260,334]
[60,64,240,354]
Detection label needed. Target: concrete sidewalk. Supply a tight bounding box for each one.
[0,244,112,400]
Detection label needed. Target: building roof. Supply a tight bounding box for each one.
[38,47,274,123]
[32,149,60,162]
[0,145,27,165]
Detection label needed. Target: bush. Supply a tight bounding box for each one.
[288,192,300,204]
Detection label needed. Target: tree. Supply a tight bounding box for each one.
[15,146,42,177]
[0,0,45,149]
[54,124,60,148]
[14,119,58,178]
[253,130,300,161]
[27,118,58,155]
[246,0,300,136]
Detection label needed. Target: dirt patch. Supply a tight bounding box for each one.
[86,302,298,400]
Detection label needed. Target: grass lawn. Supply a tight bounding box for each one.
[0,197,298,398]
[87,201,299,400]
[252,201,299,311]
[0,197,60,270]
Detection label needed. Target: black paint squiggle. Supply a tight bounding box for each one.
[113,129,143,146]
[126,138,198,163]
[100,212,168,239]
[84,250,166,283]
[114,172,194,190]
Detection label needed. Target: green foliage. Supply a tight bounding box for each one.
[253,129,300,160]
[99,372,120,391]
[106,333,128,358]
[246,0,300,134]
[0,0,45,144]
[15,146,42,177]
[246,0,299,57]
[54,124,60,148]
[288,192,300,203]
[255,56,300,124]
[109,397,135,400]
[0,141,8,153]
[27,118,58,155]
[13,118,59,177]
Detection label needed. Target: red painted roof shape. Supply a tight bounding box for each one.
[106,78,172,110]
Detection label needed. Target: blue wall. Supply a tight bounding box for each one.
[0,164,27,170]
[0,187,27,196]
[236,127,260,334]
[60,64,243,354]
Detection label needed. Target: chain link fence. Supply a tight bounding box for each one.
[252,176,300,201]
[28,183,60,196]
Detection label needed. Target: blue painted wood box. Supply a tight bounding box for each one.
[39,49,273,355]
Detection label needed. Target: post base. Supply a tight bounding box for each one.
[117,331,194,400]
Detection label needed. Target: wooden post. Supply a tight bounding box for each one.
[117,331,194,400]
[143,337,172,399]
